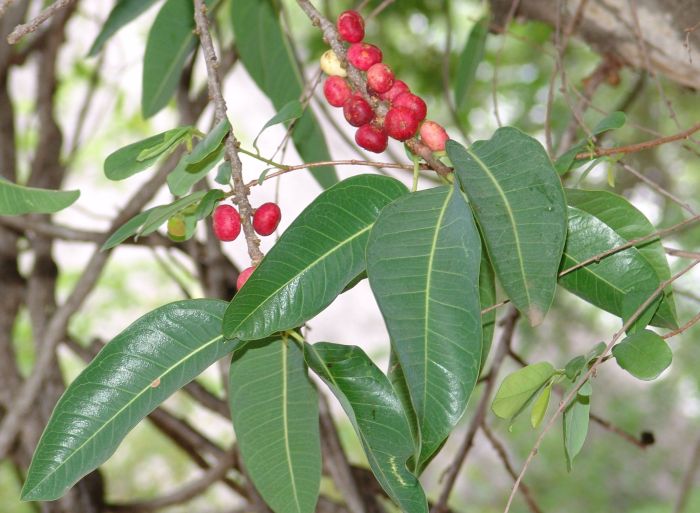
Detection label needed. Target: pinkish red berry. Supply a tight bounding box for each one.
[212,204,241,242]
[355,124,388,153]
[253,202,281,236]
[385,107,420,141]
[347,43,382,71]
[324,76,351,107]
[379,80,410,103]
[420,120,449,152]
[337,10,365,43]
[366,63,394,94]
[393,92,427,122]
[237,266,255,290]
[343,94,374,127]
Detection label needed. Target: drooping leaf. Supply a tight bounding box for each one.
[0,180,79,216]
[305,343,428,513]
[366,185,482,468]
[612,330,672,381]
[230,0,337,189]
[479,248,497,370]
[447,129,568,326]
[563,382,592,471]
[229,339,320,513]
[223,174,407,340]
[21,299,238,501]
[559,206,661,332]
[104,126,191,181]
[530,381,552,429]
[492,362,556,421]
[454,16,488,110]
[88,0,162,56]
[253,100,303,150]
[566,188,678,328]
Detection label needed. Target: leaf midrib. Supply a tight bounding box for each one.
[281,342,303,513]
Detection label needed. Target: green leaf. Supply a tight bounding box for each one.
[215,162,232,185]
[223,174,407,340]
[366,185,482,468]
[559,206,661,331]
[254,100,303,150]
[140,191,207,236]
[566,188,678,328]
[142,0,214,118]
[454,16,488,110]
[229,339,320,513]
[530,381,552,428]
[104,126,191,181]
[167,129,228,196]
[231,0,337,189]
[21,299,238,501]
[88,0,161,56]
[101,207,156,250]
[564,355,587,381]
[448,129,568,326]
[555,112,626,175]
[479,248,497,370]
[187,119,230,165]
[0,180,79,216]
[612,330,672,380]
[563,382,592,471]
[492,362,556,421]
[305,343,428,513]
[195,189,225,220]
[592,111,626,134]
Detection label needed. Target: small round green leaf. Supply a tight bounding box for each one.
[612,330,672,381]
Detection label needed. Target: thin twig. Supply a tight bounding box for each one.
[665,247,700,259]
[618,161,696,215]
[575,123,700,159]
[367,0,395,21]
[6,0,75,44]
[662,310,700,340]
[589,413,650,449]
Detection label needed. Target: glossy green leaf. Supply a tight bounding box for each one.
[231,0,337,189]
[563,382,592,471]
[0,180,79,216]
[530,381,552,428]
[229,339,320,513]
[104,126,191,181]
[254,100,303,150]
[88,0,161,56]
[448,129,568,326]
[387,351,419,455]
[454,16,488,110]
[21,299,238,501]
[492,362,556,421]
[559,206,661,331]
[223,174,407,340]
[479,249,497,369]
[566,188,678,328]
[305,343,428,513]
[612,330,672,380]
[367,185,482,468]
[167,125,228,196]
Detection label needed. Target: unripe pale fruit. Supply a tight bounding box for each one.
[420,120,449,151]
[320,50,347,77]
[237,266,255,290]
[366,63,394,94]
[337,10,365,43]
[324,76,352,107]
[167,216,186,240]
[347,43,382,71]
[343,95,374,127]
[212,204,241,242]
[393,92,427,122]
[253,202,282,236]
[379,79,409,103]
[385,106,420,141]
[355,124,388,153]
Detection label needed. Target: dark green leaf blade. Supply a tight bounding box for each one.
[366,186,482,468]
[612,329,672,380]
[88,0,161,56]
[0,180,79,216]
[448,129,568,326]
[479,249,497,369]
[229,339,320,513]
[230,0,337,189]
[454,16,488,110]
[21,299,238,501]
[305,343,428,513]
[223,174,408,340]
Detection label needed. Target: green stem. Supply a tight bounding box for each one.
[237,146,290,170]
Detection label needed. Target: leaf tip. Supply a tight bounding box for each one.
[527,305,545,327]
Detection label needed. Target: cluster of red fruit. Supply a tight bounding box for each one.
[212,202,281,289]
[322,10,449,154]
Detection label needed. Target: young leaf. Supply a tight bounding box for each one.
[563,382,592,471]
[230,0,337,189]
[187,119,230,165]
[0,180,79,216]
[104,126,191,181]
[88,0,161,56]
[454,16,488,110]
[195,189,225,220]
[229,339,320,513]
[555,112,626,175]
[215,162,232,185]
[305,343,428,513]
[612,330,672,380]
[21,299,238,501]
[222,175,408,340]
[492,362,556,421]
[366,185,482,469]
[530,381,552,428]
[592,111,627,134]
[253,100,303,150]
[167,144,226,196]
[139,190,207,236]
[447,129,568,326]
